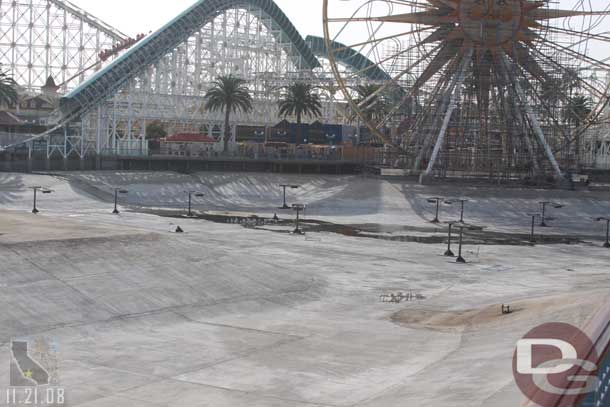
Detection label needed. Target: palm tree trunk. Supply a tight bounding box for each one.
[223,108,231,154]
[575,121,581,171]
[296,112,302,145]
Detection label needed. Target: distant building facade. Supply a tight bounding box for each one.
[160,134,219,157]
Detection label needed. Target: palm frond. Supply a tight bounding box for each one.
[203,74,253,115]
[0,67,18,106]
[277,82,323,123]
[352,84,388,124]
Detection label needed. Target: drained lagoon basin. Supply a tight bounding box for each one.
[0,171,609,407]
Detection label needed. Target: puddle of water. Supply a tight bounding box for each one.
[137,208,584,246]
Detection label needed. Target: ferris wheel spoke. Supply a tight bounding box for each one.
[423,25,461,43]
[475,53,492,116]
[384,0,434,9]
[373,11,454,25]
[324,0,610,170]
[413,40,461,89]
[528,46,606,99]
[328,11,452,26]
[508,65,571,144]
[377,48,456,129]
[427,0,457,9]
[372,45,448,129]
[509,55,599,139]
[494,60,542,172]
[545,26,610,43]
[503,58,564,178]
[493,78,521,149]
[411,75,453,132]
[528,8,610,20]
[414,50,473,173]
[538,38,610,73]
[502,44,549,83]
[328,27,433,55]
[344,41,437,80]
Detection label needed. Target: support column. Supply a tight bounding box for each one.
[420,49,473,183]
[63,126,68,171]
[412,93,452,172]
[503,56,563,180]
[496,59,540,175]
[27,142,33,173]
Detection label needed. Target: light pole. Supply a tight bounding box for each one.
[30,186,53,214]
[527,213,539,243]
[292,203,306,235]
[113,189,129,214]
[454,223,483,264]
[596,217,610,248]
[539,201,563,227]
[279,184,299,209]
[444,221,459,257]
[427,197,443,223]
[445,199,468,223]
[186,191,205,217]
[456,226,466,263]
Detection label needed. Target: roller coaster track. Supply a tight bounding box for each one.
[0,0,318,152]
[0,0,396,154]
[58,0,321,120]
[48,0,128,42]
[305,35,391,82]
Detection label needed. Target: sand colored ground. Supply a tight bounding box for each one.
[392,290,609,332]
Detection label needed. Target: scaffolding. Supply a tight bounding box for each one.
[0,0,126,93]
[323,0,610,181]
[1,0,384,159]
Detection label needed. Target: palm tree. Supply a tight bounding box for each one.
[351,84,388,125]
[540,78,562,108]
[565,95,592,128]
[565,95,593,166]
[278,82,323,125]
[0,67,18,107]
[204,75,253,153]
[278,82,323,145]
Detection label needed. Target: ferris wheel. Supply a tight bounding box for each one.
[323,0,610,181]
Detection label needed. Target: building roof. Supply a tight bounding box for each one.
[41,76,60,93]
[165,133,217,143]
[0,111,24,126]
[20,94,58,109]
[274,119,291,128]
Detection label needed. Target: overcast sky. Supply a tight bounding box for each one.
[70,0,608,63]
[69,0,610,38]
[71,0,325,38]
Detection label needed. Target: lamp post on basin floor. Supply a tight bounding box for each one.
[595,217,610,248]
[444,221,460,257]
[30,186,53,214]
[527,213,543,243]
[292,203,306,235]
[279,184,300,209]
[456,225,466,263]
[186,191,205,217]
[427,197,443,223]
[454,223,484,264]
[113,188,129,214]
[539,201,563,227]
[445,199,468,223]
